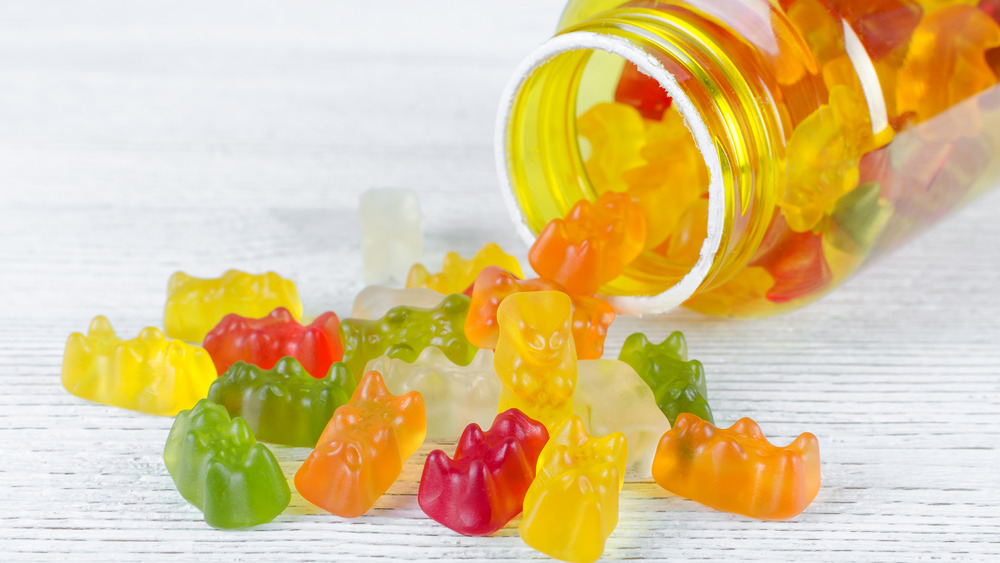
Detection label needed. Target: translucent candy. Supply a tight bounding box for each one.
[614,61,672,120]
[359,188,424,284]
[897,5,1000,123]
[623,110,709,249]
[529,192,647,296]
[63,316,216,416]
[653,415,821,520]
[494,291,577,429]
[574,359,671,478]
[577,102,646,192]
[407,242,524,295]
[657,196,709,264]
[828,0,924,60]
[365,347,499,440]
[520,416,626,563]
[683,267,776,317]
[779,87,868,233]
[351,285,446,320]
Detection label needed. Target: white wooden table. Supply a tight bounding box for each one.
[1,1,998,560]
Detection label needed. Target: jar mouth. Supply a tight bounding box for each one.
[495,31,725,316]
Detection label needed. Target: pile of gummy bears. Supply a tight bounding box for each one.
[61,186,820,563]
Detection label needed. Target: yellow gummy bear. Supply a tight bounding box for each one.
[577,102,646,193]
[164,269,302,342]
[622,110,709,249]
[62,316,216,416]
[406,242,524,294]
[780,85,876,233]
[519,416,627,563]
[493,291,577,429]
[897,5,1000,125]
[683,266,776,317]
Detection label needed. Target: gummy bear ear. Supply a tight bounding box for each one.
[167,271,195,295]
[353,370,391,402]
[269,307,295,322]
[550,415,590,447]
[88,315,116,338]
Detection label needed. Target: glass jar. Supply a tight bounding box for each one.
[496,0,1000,317]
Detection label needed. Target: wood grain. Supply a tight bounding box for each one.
[1,1,998,560]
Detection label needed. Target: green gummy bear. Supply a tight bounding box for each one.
[829,182,892,255]
[618,332,713,425]
[619,331,688,366]
[207,357,355,448]
[163,399,290,529]
[339,293,477,377]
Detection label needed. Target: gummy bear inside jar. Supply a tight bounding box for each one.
[572,51,712,297]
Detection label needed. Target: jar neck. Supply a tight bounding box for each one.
[497,7,783,315]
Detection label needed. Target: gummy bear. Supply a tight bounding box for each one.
[618,331,688,365]
[351,285,446,320]
[652,414,821,520]
[295,370,426,518]
[365,347,499,440]
[164,270,302,343]
[577,102,646,193]
[207,358,355,447]
[682,266,776,317]
[519,416,627,563]
[897,5,1000,123]
[529,191,647,296]
[618,332,713,425]
[779,88,867,233]
[406,242,524,295]
[828,181,893,254]
[339,293,478,378]
[465,266,615,360]
[419,409,549,536]
[825,0,924,60]
[622,110,709,250]
[494,291,577,429]
[575,359,671,477]
[62,316,216,416]
[657,196,709,264]
[163,399,290,529]
[359,187,424,284]
[202,308,342,378]
[614,61,673,120]
[753,227,834,304]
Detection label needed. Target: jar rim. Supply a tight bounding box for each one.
[495,30,726,316]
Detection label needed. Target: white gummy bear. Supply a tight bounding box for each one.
[575,359,671,479]
[366,347,498,440]
[359,188,423,284]
[351,285,446,320]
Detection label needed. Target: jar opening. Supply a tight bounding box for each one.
[496,31,725,316]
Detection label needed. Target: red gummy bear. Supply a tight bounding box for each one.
[826,0,923,60]
[753,226,833,304]
[202,307,343,378]
[615,61,673,121]
[418,409,549,536]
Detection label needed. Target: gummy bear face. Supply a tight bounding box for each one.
[497,292,575,366]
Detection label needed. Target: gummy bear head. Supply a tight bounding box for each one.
[496,291,575,364]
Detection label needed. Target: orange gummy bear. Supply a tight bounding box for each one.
[294,370,426,518]
[652,414,820,520]
[464,266,615,360]
[529,192,646,296]
[897,5,1000,123]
